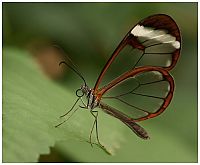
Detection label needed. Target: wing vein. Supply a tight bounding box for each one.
[103,96,150,115]
[131,92,164,99]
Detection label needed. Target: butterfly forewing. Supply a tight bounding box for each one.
[94,14,181,92]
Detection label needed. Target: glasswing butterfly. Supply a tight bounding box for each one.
[55,14,181,148]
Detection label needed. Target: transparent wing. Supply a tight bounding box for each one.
[99,67,174,121]
[93,14,181,92]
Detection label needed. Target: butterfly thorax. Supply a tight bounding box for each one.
[80,85,99,110]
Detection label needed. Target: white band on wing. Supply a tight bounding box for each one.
[131,25,180,49]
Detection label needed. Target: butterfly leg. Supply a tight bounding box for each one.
[55,107,80,127]
[79,97,88,109]
[59,97,80,118]
[89,110,104,148]
[89,111,96,147]
[55,97,81,127]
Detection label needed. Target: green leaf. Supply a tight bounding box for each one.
[2,47,127,162]
[3,48,55,162]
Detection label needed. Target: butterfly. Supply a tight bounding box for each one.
[55,14,181,148]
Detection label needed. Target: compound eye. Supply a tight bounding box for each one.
[76,89,84,97]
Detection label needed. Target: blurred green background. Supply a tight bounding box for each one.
[3,2,197,162]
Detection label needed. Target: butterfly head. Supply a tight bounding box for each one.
[75,84,90,97]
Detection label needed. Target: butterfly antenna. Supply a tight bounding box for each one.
[53,45,87,86]
[59,61,87,86]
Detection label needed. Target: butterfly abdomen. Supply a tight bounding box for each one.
[99,102,149,140]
